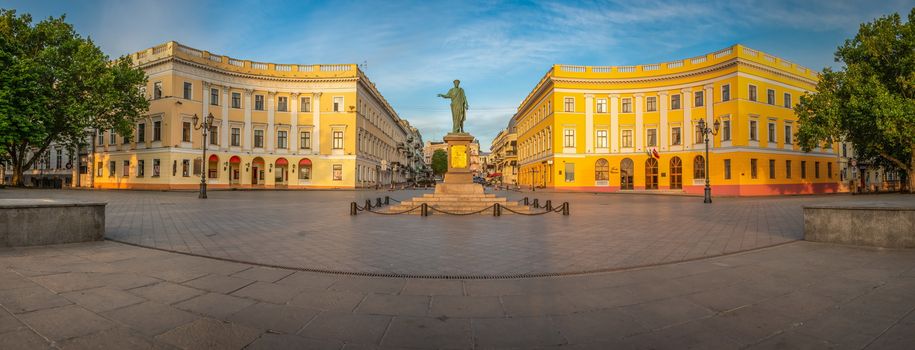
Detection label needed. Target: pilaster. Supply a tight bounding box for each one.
[609,94,619,153]
[659,91,669,151]
[243,89,252,151]
[682,88,692,148]
[634,93,644,151]
[221,86,229,150]
[312,92,322,155]
[267,91,275,152]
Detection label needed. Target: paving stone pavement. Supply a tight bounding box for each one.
[1,241,914,349]
[4,188,903,277]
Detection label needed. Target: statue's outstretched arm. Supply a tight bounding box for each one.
[437,92,450,99]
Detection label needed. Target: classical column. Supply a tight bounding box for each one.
[243,89,252,151]
[312,92,322,154]
[609,94,619,153]
[584,94,594,153]
[634,93,644,151]
[290,93,299,152]
[682,88,692,148]
[202,81,210,149]
[266,91,275,152]
[221,86,229,150]
[659,91,669,150]
[704,84,714,146]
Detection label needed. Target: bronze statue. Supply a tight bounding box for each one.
[438,79,468,133]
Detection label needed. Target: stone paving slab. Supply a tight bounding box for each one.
[3,188,896,277]
[1,240,913,348]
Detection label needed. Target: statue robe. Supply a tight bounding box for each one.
[442,87,468,133]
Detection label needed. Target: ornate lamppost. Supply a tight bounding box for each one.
[697,118,721,203]
[193,113,215,199]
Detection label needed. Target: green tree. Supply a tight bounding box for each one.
[795,8,915,192]
[431,149,447,175]
[0,9,148,186]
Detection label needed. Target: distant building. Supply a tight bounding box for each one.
[424,138,480,175]
[838,142,903,193]
[489,119,519,187]
[513,45,839,195]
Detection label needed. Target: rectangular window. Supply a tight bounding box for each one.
[646,96,657,112]
[137,160,144,177]
[671,127,682,145]
[301,97,311,112]
[123,160,130,177]
[724,159,731,179]
[749,85,758,102]
[232,92,241,108]
[231,128,240,146]
[182,159,189,177]
[300,131,311,149]
[564,97,574,112]
[749,120,758,141]
[97,161,103,177]
[182,122,191,142]
[646,128,657,147]
[815,161,820,178]
[827,162,832,178]
[333,97,344,112]
[722,84,730,101]
[154,82,162,99]
[786,160,792,178]
[595,130,608,148]
[783,93,792,108]
[694,91,704,107]
[671,94,681,110]
[137,123,145,143]
[695,123,704,144]
[563,129,575,148]
[769,159,776,179]
[767,89,775,105]
[277,130,287,149]
[722,120,731,141]
[596,98,607,113]
[109,161,116,177]
[183,82,192,99]
[255,95,264,110]
[210,88,219,105]
[768,122,776,143]
[98,130,104,145]
[153,121,161,141]
[277,96,288,112]
[152,159,160,177]
[750,159,758,179]
[784,125,792,144]
[209,126,218,145]
[333,131,344,149]
[801,161,807,179]
[621,98,632,113]
[109,129,116,145]
[254,130,264,148]
[333,164,343,181]
[564,162,575,182]
[621,129,633,148]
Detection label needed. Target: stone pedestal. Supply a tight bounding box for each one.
[437,133,483,195]
[1,199,105,247]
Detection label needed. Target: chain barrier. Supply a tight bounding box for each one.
[350,196,570,216]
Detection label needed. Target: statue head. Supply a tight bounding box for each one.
[453,79,460,87]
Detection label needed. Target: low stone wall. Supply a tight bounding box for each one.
[804,200,915,248]
[0,199,105,247]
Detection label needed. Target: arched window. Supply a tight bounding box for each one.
[620,158,634,190]
[645,158,659,190]
[670,157,682,189]
[595,159,609,181]
[298,158,312,180]
[694,155,706,179]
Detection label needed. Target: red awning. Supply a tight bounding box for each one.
[487,173,502,178]
[299,158,312,166]
[229,156,241,164]
[209,154,219,162]
[275,158,288,166]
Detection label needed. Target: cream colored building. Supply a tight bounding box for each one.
[489,119,519,186]
[92,41,421,189]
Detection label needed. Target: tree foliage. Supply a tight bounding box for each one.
[0,9,148,186]
[795,8,915,192]
[431,149,448,175]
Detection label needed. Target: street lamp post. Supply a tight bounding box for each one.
[193,113,216,199]
[697,118,721,203]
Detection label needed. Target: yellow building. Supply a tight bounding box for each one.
[515,45,839,195]
[92,41,422,189]
[489,119,518,186]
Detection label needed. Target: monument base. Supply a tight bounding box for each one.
[435,183,484,195]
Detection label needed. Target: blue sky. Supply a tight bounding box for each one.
[6,0,912,149]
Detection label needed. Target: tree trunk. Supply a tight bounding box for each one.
[11,161,24,187]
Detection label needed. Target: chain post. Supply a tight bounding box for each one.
[350,202,357,215]
[376,197,383,207]
[562,202,570,216]
[523,197,529,205]
[365,199,372,210]
[545,200,552,211]
[421,203,429,216]
[385,196,390,205]
[493,203,501,217]
[532,198,539,208]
